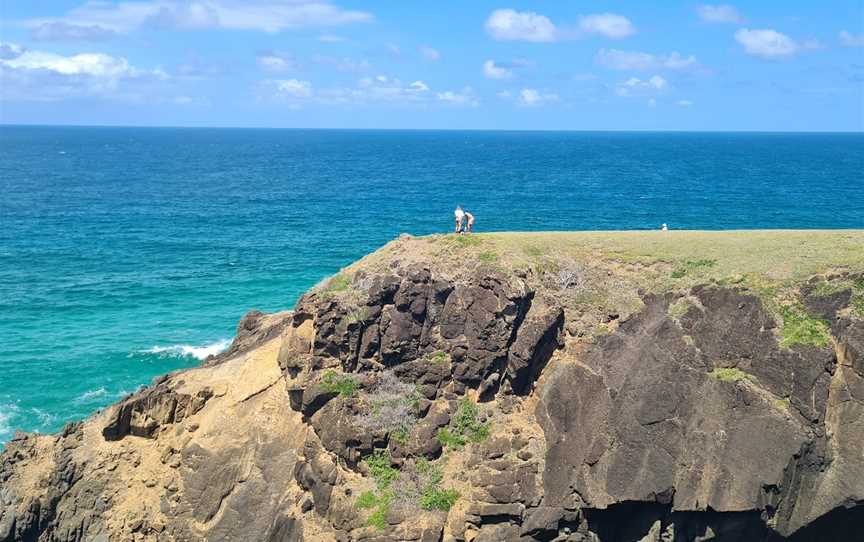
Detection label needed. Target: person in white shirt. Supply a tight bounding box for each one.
[454,206,465,233]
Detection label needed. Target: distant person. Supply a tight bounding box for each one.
[454,206,465,233]
[465,210,475,233]
[661,223,668,231]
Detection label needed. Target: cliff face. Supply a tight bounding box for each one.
[2,232,864,542]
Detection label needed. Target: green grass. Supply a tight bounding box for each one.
[366,449,399,490]
[774,397,791,411]
[321,370,359,397]
[438,399,490,450]
[356,490,378,509]
[478,250,499,264]
[359,491,392,530]
[430,351,449,365]
[390,426,410,444]
[779,306,831,348]
[671,259,717,279]
[709,367,756,383]
[436,428,466,449]
[442,234,483,248]
[324,273,351,293]
[420,487,460,512]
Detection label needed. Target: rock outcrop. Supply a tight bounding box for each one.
[2,233,863,542]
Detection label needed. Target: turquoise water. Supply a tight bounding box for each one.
[1,126,862,444]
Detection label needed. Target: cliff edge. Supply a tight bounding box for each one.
[2,231,864,542]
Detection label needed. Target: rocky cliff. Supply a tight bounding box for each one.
[2,231,864,542]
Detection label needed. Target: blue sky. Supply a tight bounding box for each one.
[0,1,862,130]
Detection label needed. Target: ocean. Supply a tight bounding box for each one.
[1,126,862,444]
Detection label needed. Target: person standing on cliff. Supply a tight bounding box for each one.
[464,210,475,233]
[455,206,465,233]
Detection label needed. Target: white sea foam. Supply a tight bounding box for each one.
[0,402,21,442]
[143,338,232,361]
[73,387,108,404]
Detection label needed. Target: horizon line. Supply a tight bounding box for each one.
[1,122,862,134]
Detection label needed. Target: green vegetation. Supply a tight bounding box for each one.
[774,397,791,411]
[668,296,695,321]
[390,426,410,445]
[366,449,399,490]
[779,306,831,348]
[356,490,378,509]
[416,458,459,512]
[356,452,459,529]
[478,250,499,264]
[346,307,369,324]
[321,370,359,397]
[443,234,483,248]
[709,367,756,383]
[324,273,352,293]
[671,259,717,279]
[420,487,460,511]
[354,451,400,530]
[430,351,449,365]
[437,399,490,450]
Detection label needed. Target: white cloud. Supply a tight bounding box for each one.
[261,74,471,107]
[0,42,168,101]
[697,5,744,24]
[419,46,440,61]
[318,34,346,42]
[840,31,864,47]
[257,52,297,72]
[518,88,559,106]
[275,78,312,98]
[437,87,479,106]
[615,75,667,96]
[26,0,373,38]
[485,9,635,42]
[485,9,558,42]
[578,13,636,39]
[597,49,698,71]
[408,80,429,92]
[483,59,513,80]
[677,99,694,106]
[734,28,804,59]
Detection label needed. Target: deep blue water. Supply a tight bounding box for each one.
[1,126,862,443]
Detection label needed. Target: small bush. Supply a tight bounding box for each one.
[779,306,831,348]
[390,427,410,444]
[364,492,392,530]
[420,487,460,511]
[436,428,466,449]
[366,449,399,490]
[321,371,359,397]
[355,371,419,435]
[345,307,369,324]
[709,367,756,383]
[431,351,449,365]
[356,491,378,510]
[438,399,490,450]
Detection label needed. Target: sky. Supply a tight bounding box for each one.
[0,1,862,131]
